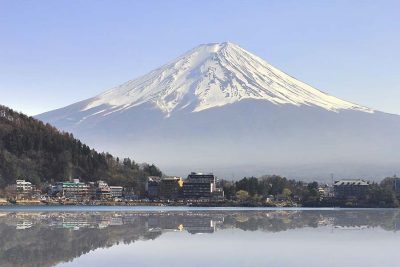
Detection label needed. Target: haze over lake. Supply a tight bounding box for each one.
[0,207,399,267]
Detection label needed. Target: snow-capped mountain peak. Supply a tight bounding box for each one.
[36,42,400,179]
[84,42,373,116]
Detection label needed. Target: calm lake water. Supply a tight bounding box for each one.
[0,206,399,267]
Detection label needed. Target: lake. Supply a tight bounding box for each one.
[0,206,399,267]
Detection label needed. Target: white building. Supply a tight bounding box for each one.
[55,179,89,198]
[16,180,33,192]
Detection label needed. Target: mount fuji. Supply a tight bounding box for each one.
[37,42,400,179]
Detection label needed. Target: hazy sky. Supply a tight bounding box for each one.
[1,0,399,116]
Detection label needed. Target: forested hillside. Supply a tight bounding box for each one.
[0,105,161,189]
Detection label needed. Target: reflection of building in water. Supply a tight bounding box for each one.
[147,214,186,232]
[16,220,33,230]
[183,216,216,234]
[2,210,400,267]
[3,210,400,235]
[332,213,365,228]
[60,218,91,230]
[110,217,124,226]
[334,225,369,230]
[40,213,129,230]
[317,217,333,226]
[146,213,224,234]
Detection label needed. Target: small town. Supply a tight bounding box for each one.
[1,172,399,208]
[0,172,223,205]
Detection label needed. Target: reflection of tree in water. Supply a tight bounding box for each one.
[228,211,321,232]
[227,210,400,232]
[0,216,159,267]
[0,210,400,266]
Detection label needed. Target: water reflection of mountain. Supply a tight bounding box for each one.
[0,210,400,267]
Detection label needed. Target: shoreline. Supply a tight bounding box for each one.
[0,204,398,212]
[1,197,397,209]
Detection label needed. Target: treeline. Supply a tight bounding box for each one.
[221,175,400,208]
[0,105,161,190]
[221,175,321,204]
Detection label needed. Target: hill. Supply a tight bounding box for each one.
[0,105,161,189]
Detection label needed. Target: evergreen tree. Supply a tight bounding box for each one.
[0,105,162,189]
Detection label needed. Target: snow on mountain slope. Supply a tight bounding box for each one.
[82,42,372,118]
[36,42,400,179]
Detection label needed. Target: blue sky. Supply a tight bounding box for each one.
[1,0,399,115]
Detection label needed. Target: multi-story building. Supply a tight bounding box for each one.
[182,172,218,199]
[318,184,333,199]
[159,177,183,200]
[16,180,33,192]
[109,186,123,198]
[146,176,161,199]
[212,188,225,200]
[8,180,36,200]
[87,182,97,199]
[123,187,138,200]
[96,180,111,200]
[334,179,370,199]
[55,179,89,199]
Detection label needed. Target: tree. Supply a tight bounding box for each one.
[236,177,258,196]
[123,158,132,168]
[307,182,319,197]
[0,105,163,192]
[283,188,292,199]
[365,184,399,207]
[142,164,162,177]
[220,179,236,199]
[236,190,249,202]
[380,176,397,192]
[301,181,320,205]
[260,175,289,196]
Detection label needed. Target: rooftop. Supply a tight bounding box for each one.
[334,180,370,186]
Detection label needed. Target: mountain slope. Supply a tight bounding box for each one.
[43,42,372,121]
[0,105,161,188]
[37,42,400,179]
